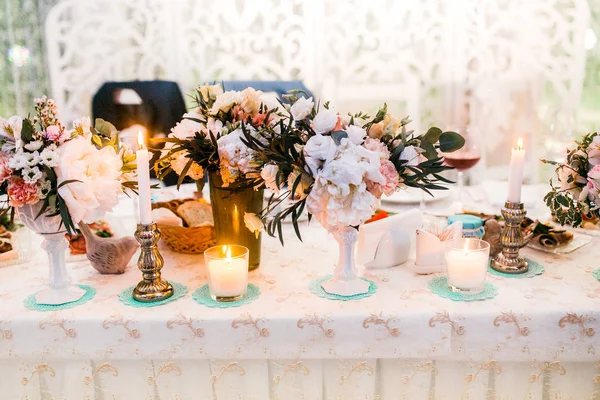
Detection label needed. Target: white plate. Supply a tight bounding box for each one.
[382,188,451,205]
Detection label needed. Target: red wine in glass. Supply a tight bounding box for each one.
[444,152,481,171]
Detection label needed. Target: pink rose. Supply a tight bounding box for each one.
[0,153,13,183]
[7,176,39,207]
[362,137,391,159]
[366,160,399,197]
[43,125,61,141]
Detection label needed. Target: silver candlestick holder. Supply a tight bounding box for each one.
[133,222,174,302]
[490,201,529,274]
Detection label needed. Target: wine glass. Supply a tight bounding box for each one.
[443,134,481,211]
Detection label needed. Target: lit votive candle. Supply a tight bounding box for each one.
[204,245,249,302]
[444,238,490,294]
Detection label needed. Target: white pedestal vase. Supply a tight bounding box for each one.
[320,225,370,296]
[16,202,86,305]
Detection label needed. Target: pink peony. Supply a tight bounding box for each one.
[0,153,13,183]
[43,125,61,141]
[366,160,400,197]
[7,176,39,207]
[588,164,600,181]
[362,137,391,159]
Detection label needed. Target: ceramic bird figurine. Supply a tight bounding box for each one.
[78,223,138,274]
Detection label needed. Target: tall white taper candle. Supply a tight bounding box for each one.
[507,138,525,203]
[136,131,152,225]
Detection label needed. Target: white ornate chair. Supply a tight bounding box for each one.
[45,0,590,181]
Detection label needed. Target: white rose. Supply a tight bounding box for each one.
[303,135,337,163]
[56,136,123,223]
[206,118,224,138]
[197,84,224,103]
[312,109,338,134]
[261,163,281,194]
[210,90,243,114]
[244,212,263,238]
[290,97,314,121]
[304,155,321,175]
[400,146,420,166]
[260,92,280,113]
[346,125,366,145]
[170,118,203,140]
[240,87,263,115]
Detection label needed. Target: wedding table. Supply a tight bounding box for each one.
[1,185,599,400]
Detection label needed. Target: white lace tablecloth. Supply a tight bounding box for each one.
[1,194,600,399]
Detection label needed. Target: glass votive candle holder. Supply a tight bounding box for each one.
[444,238,490,294]
[204,245,249,302]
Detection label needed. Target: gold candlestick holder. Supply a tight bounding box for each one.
[490,201,529,274]
[133,222,174,302]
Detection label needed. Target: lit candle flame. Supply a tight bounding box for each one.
[463,241,469,255]
[225,246,232,263]
[517,138,523,151]
[137,131,145,150]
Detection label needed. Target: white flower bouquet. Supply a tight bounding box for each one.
[242,93,465,243]
[0,96,136,233]
[155,84,280,188]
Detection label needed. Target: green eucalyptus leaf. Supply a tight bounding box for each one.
[94,118,117,138]
[422,127,443,143]
[331,130,348,145]
[419,140,437,159]
[438,131,465,152]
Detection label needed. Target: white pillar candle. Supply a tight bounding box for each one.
[206,246,249,298]
[507,138,525,203]
[136,131,152,225]
[445,239,489,292]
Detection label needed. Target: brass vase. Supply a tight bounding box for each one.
[208,171,263,270]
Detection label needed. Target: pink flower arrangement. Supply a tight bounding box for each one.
[0,154,13,183]
[7,176,39,207]
[367,160,400,197]
[43,125,62,142]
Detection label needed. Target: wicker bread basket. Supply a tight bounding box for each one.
[152,199,216,254]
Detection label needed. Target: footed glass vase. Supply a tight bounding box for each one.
[16,202,86,305]
[321,225,370,296]
[208,171,263,271]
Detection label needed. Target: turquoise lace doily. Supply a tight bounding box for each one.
[119,281,187,308]
[309,275,377,301]
[192,283,260,308]
[24,284,96,312]
[488,257,544,278]
[428,276,498,302]
[593,269,600,282]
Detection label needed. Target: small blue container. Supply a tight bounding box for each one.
[447,214,485,239]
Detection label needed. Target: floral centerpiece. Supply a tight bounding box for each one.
[0,96,136,304]
[543,132,600,227]
[242,92,464,295]
[155,84,281,269]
